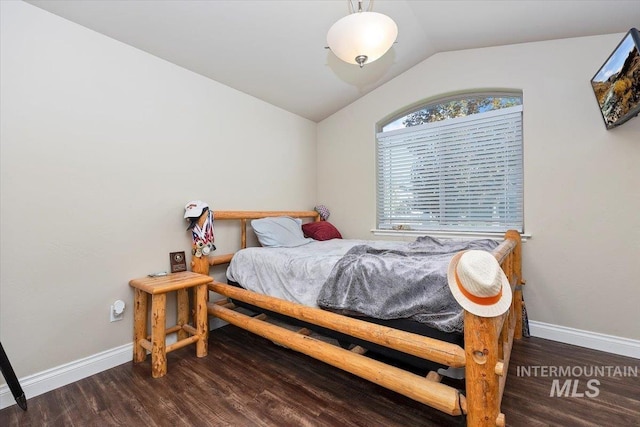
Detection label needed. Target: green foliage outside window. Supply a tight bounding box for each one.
[383,95,522,132]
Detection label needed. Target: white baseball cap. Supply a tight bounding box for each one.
[184,200,208,219]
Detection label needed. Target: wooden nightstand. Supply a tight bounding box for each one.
[129,271,212,378]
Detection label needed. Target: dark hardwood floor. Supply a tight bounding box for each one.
[1,325,638,426]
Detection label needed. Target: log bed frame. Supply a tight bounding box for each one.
[189,210,525,427]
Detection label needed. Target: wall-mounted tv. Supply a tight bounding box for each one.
[591,28,640,130]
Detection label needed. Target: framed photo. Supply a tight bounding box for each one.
[590,28,640,129]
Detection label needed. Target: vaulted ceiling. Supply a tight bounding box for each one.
[27,1,640,122]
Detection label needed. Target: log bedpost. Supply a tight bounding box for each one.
[191,255,209,275]
[463,230,522,426]
[505,230,524,340]
[464,312,502,426]
[190,210,212,276]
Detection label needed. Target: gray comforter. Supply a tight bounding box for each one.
[316,236,499,333]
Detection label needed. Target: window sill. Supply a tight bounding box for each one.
[371,229,531,242]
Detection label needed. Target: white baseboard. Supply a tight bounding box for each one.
[529,320,640,359]
[0,343,132,410]
[2,322,638,410]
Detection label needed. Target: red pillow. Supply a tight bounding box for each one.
[302,221,342,241]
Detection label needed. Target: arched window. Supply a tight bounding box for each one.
[376,93,523,234]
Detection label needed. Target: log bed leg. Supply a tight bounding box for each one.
[176,287,189,341]
[350,345,368,355]
[426,371,442,382]
[151,293,168,378]
[195,283,208,357]
[464,311,501,427]
[133,289,148,363]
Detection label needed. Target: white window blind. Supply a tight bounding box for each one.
[376,105,523,233]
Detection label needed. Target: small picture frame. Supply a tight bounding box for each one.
[169,251,187,273]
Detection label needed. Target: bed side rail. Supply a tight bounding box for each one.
[209,281,466,368]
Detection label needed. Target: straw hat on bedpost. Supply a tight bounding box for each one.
[447,250,512,318]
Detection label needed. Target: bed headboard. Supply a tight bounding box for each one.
[213,210,320,221]
[190,210,320,274]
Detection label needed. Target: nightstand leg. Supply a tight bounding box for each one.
[133,289,148,363]
[176,287,189,341]
[195,284,208,357]
[151,293,167,378]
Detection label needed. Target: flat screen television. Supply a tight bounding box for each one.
[591,28,640,130]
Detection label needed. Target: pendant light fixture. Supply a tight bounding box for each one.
[326,0,398,68]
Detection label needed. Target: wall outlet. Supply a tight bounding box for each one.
[110,300,125,322]
[110,305,124,322]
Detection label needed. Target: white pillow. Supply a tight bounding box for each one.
[251,216,312,248]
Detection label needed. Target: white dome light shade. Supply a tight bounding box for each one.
[327,11,398,67]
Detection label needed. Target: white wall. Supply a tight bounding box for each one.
[0,1,317,380]
[318,35,640,341]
